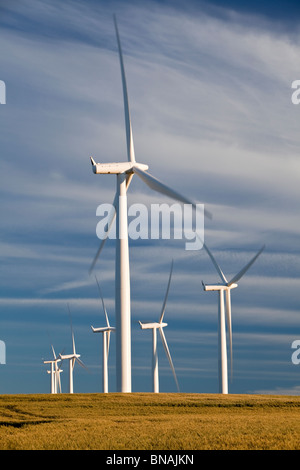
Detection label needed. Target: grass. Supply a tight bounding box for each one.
[0,393,299,450]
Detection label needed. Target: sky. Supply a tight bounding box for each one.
[1,0,300,395]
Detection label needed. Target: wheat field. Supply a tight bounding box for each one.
[0,393,299,450]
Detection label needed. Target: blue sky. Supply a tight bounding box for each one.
[0,0,300,395]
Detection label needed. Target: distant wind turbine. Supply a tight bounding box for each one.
[60,306,87,394]
[44,359,56,394]
[201,244,265,394]
[44,345,62,394]
[91,276,115,393]
[139,260,179,393]
[89,15,211,393]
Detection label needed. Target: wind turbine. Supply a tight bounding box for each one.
[201,243,265,394]
[60,307,87,394]
[139,260,179,393]
[89,15,211,393]
[44,359,55,394]
[91,276,115,393]
[44,345,62,394]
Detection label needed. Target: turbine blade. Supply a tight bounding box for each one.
[57,369,62,393]
[132,167,212,219]
[59,348,65,364]
[125,173,133,189]
[159,327,180,392]
[76,357,89,371]
[159,260,174,324]
[89,194,117,274]
[72,333,76,356]
[51,344,57,360]
[95,275,110,328]
[113,14,136,163]
[89,235,111,275]
[107,330,111,357]
[225,289,233,381]
[89,176,133,274]
[227,245,265,286]
[201,240,228,284]
[67,304,76,355]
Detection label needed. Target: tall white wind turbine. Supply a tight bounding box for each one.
[201,244,265,394]
[91,276,115,393]
[60,309,87,394]
[139,260,179,393]
[89,16,211,393]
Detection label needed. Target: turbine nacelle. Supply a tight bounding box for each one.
[202,281,238,291]
[59,353,81,360]
[139,321,168,330]
[91,325,116,333]
[90,157,148,174]
[44,358,61,364]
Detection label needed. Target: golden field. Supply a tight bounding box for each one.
[0,393,299,450]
